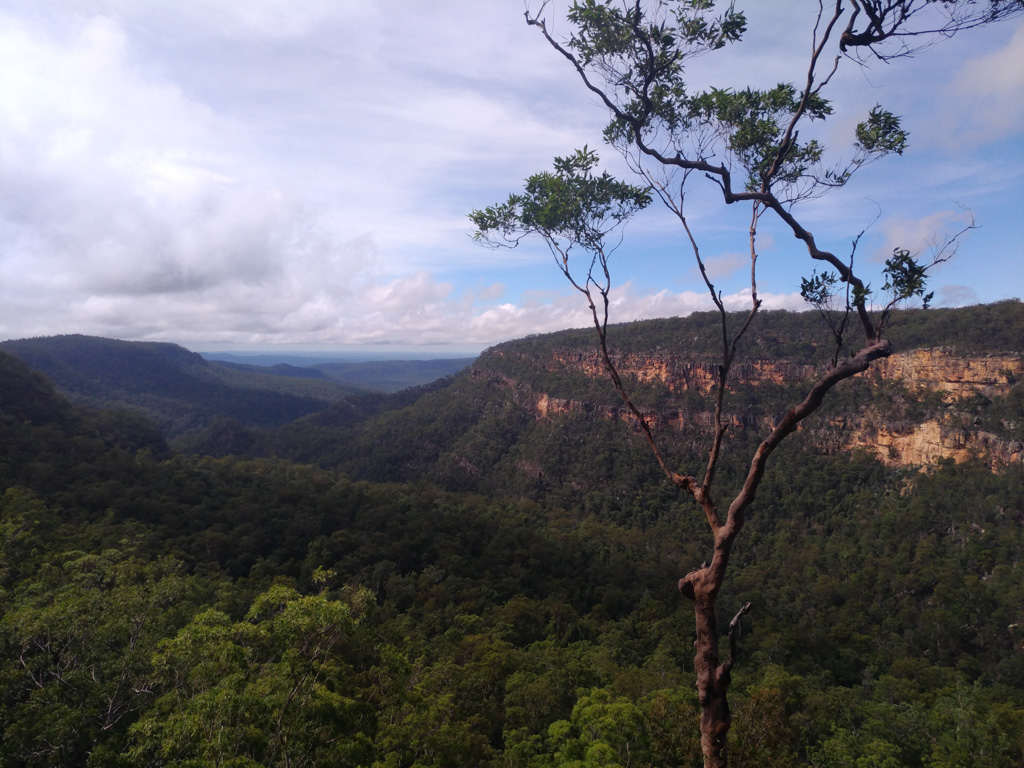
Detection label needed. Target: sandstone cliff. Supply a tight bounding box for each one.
[478,346,1023,470]
[849,350,1022,467]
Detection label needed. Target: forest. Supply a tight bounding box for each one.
[1,302,1022,767]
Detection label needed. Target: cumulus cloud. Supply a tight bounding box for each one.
[444,282,806,348]
[0,3,606,350]
[0,2,1017,352]
[871,209,976,264]
[0,9,541,346]
[946,23,1024,144]
[0,14,281,303]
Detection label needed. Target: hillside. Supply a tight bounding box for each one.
[0,350,168,492]
[310,357,476,392]
[473,304,1023,470]
[0,310,1022,766]
[0,335,362,440]
[185,302,1023,520]
[209,356,476,392]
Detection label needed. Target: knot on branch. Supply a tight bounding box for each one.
[678,561,709,601]
[671,472,696,492]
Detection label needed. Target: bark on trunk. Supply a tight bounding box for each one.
[690,582,732,768]
[682,576,753,767]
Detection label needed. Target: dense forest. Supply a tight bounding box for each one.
[1,303,1023,766]
[0,335,474,440]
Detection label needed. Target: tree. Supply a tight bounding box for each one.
[126,582,374,768]
[0,550,191,767]
[471,2,1021,765]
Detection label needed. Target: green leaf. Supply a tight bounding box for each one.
[855,106,908,157]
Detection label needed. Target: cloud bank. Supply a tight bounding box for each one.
[0,2,1020,351]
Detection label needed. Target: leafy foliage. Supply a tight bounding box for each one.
[691,83,832,192]
[472,147,651,252]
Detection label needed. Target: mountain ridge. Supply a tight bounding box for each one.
[473,345,1022,469]
[0,334,357,439]
[159,301,1021,518]
[4,302,1021,479]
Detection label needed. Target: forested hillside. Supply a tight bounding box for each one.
[183,302,1023,515]
[212,356,476,393]
[0,335,361,439]
[1,303,1023,766]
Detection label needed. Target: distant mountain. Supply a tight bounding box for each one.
[6,302,1021,489]
[203,350,477,366]
[0,335,362,441]
[185,302,1023,516]
[205,355,476,392]
[214,361,331,380]
[310,358,476,392]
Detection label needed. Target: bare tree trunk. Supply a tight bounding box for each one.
[696,597,729,766]
[686,580,730,767]
[682,566,752,767]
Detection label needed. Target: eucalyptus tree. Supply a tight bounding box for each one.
[471,1,1019,765]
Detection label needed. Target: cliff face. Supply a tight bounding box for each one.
[848,350,1023,467]
[867,349,1019,401]
[839,418,1022,468]
[480,347,1023,470]
[491,348,819,395]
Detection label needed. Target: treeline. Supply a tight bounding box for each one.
[1,349,1023,766]
[483,300,1024,364]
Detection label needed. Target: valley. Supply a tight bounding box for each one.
[0,301,1022,767]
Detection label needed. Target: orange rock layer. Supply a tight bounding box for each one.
[481,348,1023,470]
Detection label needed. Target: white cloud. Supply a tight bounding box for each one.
[0,13,264,299]
[476,283,506,302]
[220,0,363,39]
[871,209,976,264]
[688,252,748,282]
[0,9,521,345]
[947,24,1024,144]
[936,284,980,307]
[0,2,1018,351]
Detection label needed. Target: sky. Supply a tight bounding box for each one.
[1,1,1021,355]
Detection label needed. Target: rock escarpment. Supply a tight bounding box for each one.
[848,350,1022,467]
[477,346,1023,470]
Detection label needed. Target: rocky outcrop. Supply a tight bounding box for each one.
[841,418,1022,468]
[489,348,820,394]
[479,347,1023,471]
[534,391,768,432]
[848,350,1022,467]
[863,349,1020,402]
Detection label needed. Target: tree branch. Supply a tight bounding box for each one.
[721,602,753,675]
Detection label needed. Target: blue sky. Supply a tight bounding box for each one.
[0,1,1021,354]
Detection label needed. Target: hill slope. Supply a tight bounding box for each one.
[210,356,476,392]
[190,302,1024,517]
[310,357,476,392]
[1,308,1023,767]
[0,335,361,440]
